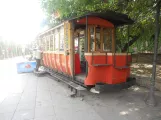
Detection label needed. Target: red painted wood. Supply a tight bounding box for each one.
[77,17,114,28]
[74,54,81,74]
[84,55,131,85]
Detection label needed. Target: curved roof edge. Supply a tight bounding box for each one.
[67,10,134,26]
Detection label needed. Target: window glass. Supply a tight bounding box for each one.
[42,37,46,51]
[75,38,78,53]
[46,36,50,51]
[103,28,112,52]
[53,34,55,51]
[90,27,94,51]
[59,27,64,51]
[95,27,101,51]
[80,37,85,61]
[50,35,53,51]
[55,30,59,51]
[64,23,68,50]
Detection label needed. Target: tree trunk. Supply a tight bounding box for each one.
[145,1,160,106]
[121,35,140,52]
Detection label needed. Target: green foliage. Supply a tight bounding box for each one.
[41,0,115,20]
[40,0,161,52]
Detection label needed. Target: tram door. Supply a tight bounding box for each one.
[74,36,86,73]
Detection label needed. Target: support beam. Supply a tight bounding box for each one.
[85,16,88,76]
[69,21,75,77]
[94,27,96,51]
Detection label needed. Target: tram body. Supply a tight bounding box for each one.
[37,11,134,86]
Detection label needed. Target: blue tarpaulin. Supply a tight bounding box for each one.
[16,61,36,73]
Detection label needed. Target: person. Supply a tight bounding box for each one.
[35,47,42,71]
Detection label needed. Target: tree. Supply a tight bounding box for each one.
[40,0,161,106]
[40,0,161,52]
[145,0,161,106]
[113,0,160,52]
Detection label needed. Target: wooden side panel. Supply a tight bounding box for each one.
[69,22,74,77]
[42,52,47,67]
[51,53,56,69]
[60,54,66,73]
[49,52,54,69]
[55,54,61,71]
[66,55,72,75]
[46,52,50,67]
[64,22,69,74]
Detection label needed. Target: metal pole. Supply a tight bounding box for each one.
[127,25,129,53]
[126,25,129,65]
[85,15,88,76]
[145,2,160,106]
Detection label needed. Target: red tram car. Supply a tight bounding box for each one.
[36,11,135,90]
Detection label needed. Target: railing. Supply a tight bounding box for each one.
[91,52,111,67]
[113,52,131,69]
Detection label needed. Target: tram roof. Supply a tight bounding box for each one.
[68,10,134,26]
[37,11,134,37]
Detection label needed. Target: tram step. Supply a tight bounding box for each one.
[51,72,86,91]
[92,64,111,67]
[114,66,129,69]
[68,82,86,91]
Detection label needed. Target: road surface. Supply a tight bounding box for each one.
[0,57,161,120]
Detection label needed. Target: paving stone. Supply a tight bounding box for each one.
[1,93,21,105]
[1,58,161,120]
[34,116,56,120]
[55,107,103,120]
[16,102,35,111]
[36,99,53,107]
[0,112,14,120]
[36,91,51,101]
[22,91,37,98]
[12,109,35,120]
[19,96,36,104]
[35,106,55,118]
[0,104,17,113]
[51,94,72,107]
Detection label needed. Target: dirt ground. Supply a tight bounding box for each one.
[131,63,161,90]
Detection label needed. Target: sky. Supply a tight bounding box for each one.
[0,0,45,44]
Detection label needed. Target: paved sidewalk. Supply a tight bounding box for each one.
[0,58,161,120]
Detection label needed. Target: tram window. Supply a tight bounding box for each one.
[59,27,64,51]
[55,33,59,51]
[103,28,112,52]
[44,37,47,51]
[43,37,46,51]
[90,27,94,51]
[95,27,101,51]
[40,38,43,51]
[53,34,55,51]
[80,37,85,61]
[75,38,79,53]
[41,37,45,51]
[48,36,50,51]
[46,36,50,51]
[50,35,53,51]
